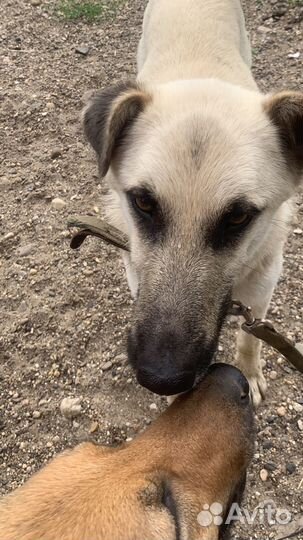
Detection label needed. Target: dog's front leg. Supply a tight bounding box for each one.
[233,250,284,407]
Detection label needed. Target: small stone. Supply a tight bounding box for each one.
[277,406,286,417]
[51,197,66,210]
[75,46,89,56]
[1,232,14,243]
[260,469,268,482]
[149,403,158,411]
[286,463,296,475]
[293,402,303,413]
[89,421,99,433]
[288,53,300,60]
[102,361,113,371]
[298,419,303,431]
[17,243,35,257]
[257,25,271,33]
[60,397,82,419]
[269,370,278,380]
[73,421,80,428]
[93,206,100,214]
[263,441,273,450]
[294,227,303,235]
[31,0,41,5]
[53,435,60,443]
[50,148,62,159]
[264,462,277,472]
[32,410,41,419]
[114,353,127,364]
[272,5,287,17]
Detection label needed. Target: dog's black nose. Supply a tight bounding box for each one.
[206,363,250,404]
[128,324,215,396]
[137,366,196,395]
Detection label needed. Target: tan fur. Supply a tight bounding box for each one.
[0,366,254,540]
[83,0,303,406]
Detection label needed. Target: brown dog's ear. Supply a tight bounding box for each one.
[83,82,151,177]
[264,91,303,180]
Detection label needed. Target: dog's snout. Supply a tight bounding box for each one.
[137,365,196,395]
[207,363,250,405]
[128,323,214,396]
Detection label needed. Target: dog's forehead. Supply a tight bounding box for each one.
[120,82,279,215]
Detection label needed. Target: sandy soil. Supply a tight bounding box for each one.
[0,0,302,538]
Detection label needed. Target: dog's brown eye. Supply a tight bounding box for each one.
[227,212,250,227]
[134,195,155,214]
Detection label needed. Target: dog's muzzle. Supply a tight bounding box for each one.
[128,324,216,396]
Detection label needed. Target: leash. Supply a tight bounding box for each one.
[229,301,303,374]
[67,215,303,375]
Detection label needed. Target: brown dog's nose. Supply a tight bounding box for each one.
[205,363,250,404]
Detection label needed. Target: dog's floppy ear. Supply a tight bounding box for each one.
[83,82,151,177]
[264,91,303,181]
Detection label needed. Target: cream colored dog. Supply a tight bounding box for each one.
[0,364,254,540]
[83,0,303,405]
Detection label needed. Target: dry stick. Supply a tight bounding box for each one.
[67,215,129,252]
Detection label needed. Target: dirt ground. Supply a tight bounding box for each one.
[0,0,302,538]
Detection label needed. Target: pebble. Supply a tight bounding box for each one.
[260,469,269,482]
[51,197,66,210]
[1,232,14,243]
[60,397,82,419]
[293,228,303,235]
[298,419,303,431]
[114,353,127,364]
[32,410,41,419]
[263,441,273,450]
[293,402,303,413]
[31,0,41,5]
[75,46,90,56]
[269,370,278,380]
[286,463,296,475]
[277,406,286,417]
[149,403,158,411]
[257,25,271,33]
[17,243,35,257]
[102,361,113,371]
[50,148,62,159]
[264,462,277,472]
[89,421,99,433]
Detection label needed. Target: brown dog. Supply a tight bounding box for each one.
[0,364,254,540]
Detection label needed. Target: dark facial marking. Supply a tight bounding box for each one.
[206,198,262,250]
[219,473,247,540]
[126,187,166,242]
[161,482,181,540]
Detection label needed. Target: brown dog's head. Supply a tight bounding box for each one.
[83,81,303,395]
[0,364,254,540]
